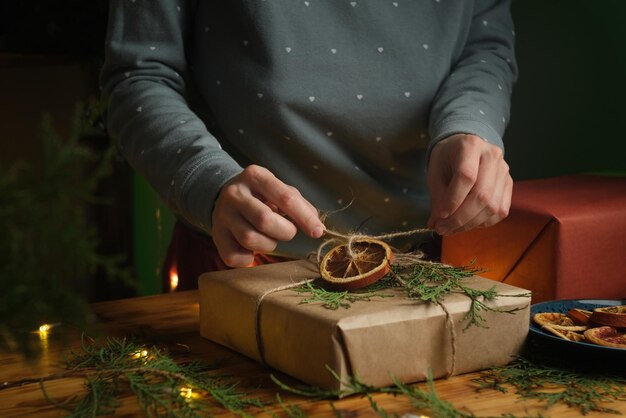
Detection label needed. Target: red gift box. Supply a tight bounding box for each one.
[442,175,626,302]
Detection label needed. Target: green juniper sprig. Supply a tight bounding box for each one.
[295,260,529,329]
[1,334,265,417]
[473,357,626,415]
[293,278,395,310]
[271,368,465,418]
[265,394,308,418]
[271,367,545,418]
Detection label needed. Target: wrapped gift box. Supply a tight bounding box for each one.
[198,259,530,391]
[442,174,626,303]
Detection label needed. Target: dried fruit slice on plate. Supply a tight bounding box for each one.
[320,238,394,290]
[584,326,626,348]
[533,312,587,331]
[590,305,626,328]
[542,324,586,342]
[567,308,592,325]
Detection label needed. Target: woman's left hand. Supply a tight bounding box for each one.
[426,133,513,236]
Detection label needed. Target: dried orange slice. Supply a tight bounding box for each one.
[584,326,626,348]
[567,308,592,326]
[533,313,586,331]
[319,238,394,290]
[590,305,626,328]
[542,324,586,342]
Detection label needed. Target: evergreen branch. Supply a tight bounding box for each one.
[63,376,120,418]
[329,402,344,418]
[365,392,393,418]
[270,374,341,399]
[271,367,468,417]
[391,373,474,418]
[293,280,394,310]
[270,394,308,418]
[295,260,530,330]
[273,367,550,418]
[0,102,134,356]
[473,357,626,415]
[39,380,77,413]
[1,335,264,417]
[459,285,529,330]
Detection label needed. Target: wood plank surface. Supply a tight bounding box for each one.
[0,290,623,417]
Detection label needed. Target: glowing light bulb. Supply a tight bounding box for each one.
[170,265,179,292]
[131,349,149,359]
[38,324,51,334]
[180,387,193,399]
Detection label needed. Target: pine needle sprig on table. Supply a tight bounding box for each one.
[390,374,471,418]
[271,368,545,418]
[2,335,265,417]
[265,394,308,418]
[473,357,626,415]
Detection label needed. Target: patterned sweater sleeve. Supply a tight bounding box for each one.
[428,0,518,156]
[100,0,242,233]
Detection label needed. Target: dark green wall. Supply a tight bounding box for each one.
[133,175,174,295]
[506,0,626,179]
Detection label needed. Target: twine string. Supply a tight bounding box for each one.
[438,302,458,378]
[253,226,459,379]
[318,227,433,262]
[254,278,315,365]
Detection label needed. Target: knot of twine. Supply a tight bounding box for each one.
[317,226,434,263]
[254,226,458,379]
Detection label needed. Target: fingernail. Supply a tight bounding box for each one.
[312,226,324,238]
[435,223,450,236]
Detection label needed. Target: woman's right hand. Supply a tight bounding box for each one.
[211,165,324,267]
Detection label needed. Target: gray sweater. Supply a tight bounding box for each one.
[101,0,517,257]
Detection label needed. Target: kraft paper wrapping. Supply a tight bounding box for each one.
[198,259,530,391]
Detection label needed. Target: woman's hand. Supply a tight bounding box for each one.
[427,134,513,236]
[212,164,324,267]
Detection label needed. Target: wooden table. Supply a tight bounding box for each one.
[0,290,623,417]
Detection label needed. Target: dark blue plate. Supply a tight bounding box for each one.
[530,299,626,353]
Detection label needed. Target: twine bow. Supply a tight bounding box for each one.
[317,227,433,262]
[254,226,459,378]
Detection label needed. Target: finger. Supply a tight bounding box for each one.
[434,160,490,235]
[228,212,279,253]
[290,185,320,218]
[213,227,255,268]
[238,193,298,241]
[479,175,513,229]
[446,158,511,234]
[448,205,493,235]
[260,186,319,218]
[247,166,324,238]
[437,153,480,223]
[219,171,299,242]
